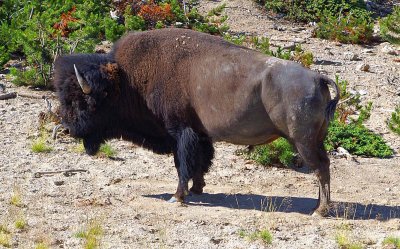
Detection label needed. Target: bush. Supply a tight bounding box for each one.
[325,119,393,157]
[324,76,393,158]
[315,10,373,44]
[388,105,400,135]
[248,138,296,167]
[380,6,400,45]
[0,0,228,88]
[258,0,374,43]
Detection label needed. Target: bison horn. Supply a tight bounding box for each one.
[73,64,91,94]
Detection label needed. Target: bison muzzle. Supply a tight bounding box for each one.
[53,28,339,217]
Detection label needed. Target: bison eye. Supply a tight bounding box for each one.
[103,91,108,97]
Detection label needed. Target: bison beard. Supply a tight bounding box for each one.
[53,28,339,217]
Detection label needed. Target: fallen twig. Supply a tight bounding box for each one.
[0,92,17,100]
[33,169,88,178]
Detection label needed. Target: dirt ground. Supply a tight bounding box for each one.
[1,0,400,248]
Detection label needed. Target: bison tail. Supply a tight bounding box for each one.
[320,76,340,122]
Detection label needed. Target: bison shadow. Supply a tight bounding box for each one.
[144,193,400,220]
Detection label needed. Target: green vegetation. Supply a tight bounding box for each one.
[98,143,117,158]
[258,0,373,43]
[239,229,273,244]
[31,131,53,153]
[14,217,26,230]
[35,243,50,249]
[335,232,363,249]
[325,76,393,158]
[0,0,228,87]
[10,188,22,207]
[383,236,400,249]
[388,105,400,135]
[248,138,295,167]
[380,6,400,45]
[0,231,11,248]
[75,220,104,249]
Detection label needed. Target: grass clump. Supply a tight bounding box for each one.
[383,236,400,249]
[239,229,273,244]
[35,242,50,249]
[0,231,11,248]
[75,220,104,249]
[335,232,363,249]
[98,143,117,158]
[14,217,26,230]
[31,131,53,153]
[248,138,295,167]
[10,188,22,207]
[380,6,400,45]
[387,105,400,135]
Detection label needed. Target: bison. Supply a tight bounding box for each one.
[53,28,339,216]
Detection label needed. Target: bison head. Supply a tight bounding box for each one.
[53,55,120,155]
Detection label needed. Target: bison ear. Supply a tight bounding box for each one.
[100,63,119,83]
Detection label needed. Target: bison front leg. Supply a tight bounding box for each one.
[295,142,331,217]
[168,127,199,203]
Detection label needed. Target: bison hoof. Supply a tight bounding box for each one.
[189,188,203,195]
[168,196,185,203]
[168,196,178,203]
[312,207,330,217]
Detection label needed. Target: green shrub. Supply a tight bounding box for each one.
[248,138,295,167]
[388,105,400,135]
[315,10,373,44]
[380,6,400,45]
[262,0,369,23]
[324,76,393,158]
[325,119,393,158]
[239,229,273,244]
[1,0,227,88]
[383,236,400,249]
[98,143,116,158]
[259,0,373,43]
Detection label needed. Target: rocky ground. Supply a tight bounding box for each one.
[1,0,400,248]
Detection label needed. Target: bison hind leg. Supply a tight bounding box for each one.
[169,127,200,203]
[294,141,331,217]
[190,137,214,195]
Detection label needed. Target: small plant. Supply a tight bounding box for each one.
[383,236,400,249]
[292,45,314,68]
[98,143,117,158]
[10,187,22,207]
[35,242,50,249]
[248,138,295,167]
[260,196,292,212]
[207,3,226,17]
[335,232,363,249]
[72,140,85,153]
[223,33,246,45]
[14,217,26,230]
[380,6,400,45]
[239,229,273,244]
[75,220,104,249]
[0,231,11,248]
[31,133,53,153]
[388,105,400,135]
